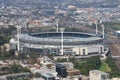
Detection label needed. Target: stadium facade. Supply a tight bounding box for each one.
[10,30,105,56]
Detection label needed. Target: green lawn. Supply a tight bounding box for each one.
[99,61,111,72]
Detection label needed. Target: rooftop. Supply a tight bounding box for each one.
[90,70,108,75]
[41,73,55,78]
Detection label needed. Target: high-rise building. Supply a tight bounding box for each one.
[56,64,67,78]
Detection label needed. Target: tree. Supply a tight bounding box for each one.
[71,56,101,76]
[47,54,54,60]
[56,58,62,62]
[9,49,15,56]
[106,57,120,78]
[10,64,30,73]
[35,73,41,78]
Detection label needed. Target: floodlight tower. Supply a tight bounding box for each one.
[16,25,21,51]
[60,28,65,55]
[56,21,59,32]
[56,19,59,32]
[101,24,105,39]
[95,20,98,35]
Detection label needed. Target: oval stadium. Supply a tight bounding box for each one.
[10,32,104,56]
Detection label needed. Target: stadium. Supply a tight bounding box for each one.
[10,30,105,56]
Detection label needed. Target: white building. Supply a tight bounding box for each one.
[59,62,74,70]
[113,78,120,80]
[89,70,109,80]
[73,45,104,55]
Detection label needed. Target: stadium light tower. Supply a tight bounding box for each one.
[101,24,105,39]
[60,28,65,55]
[17,25,21,51]
[56,19,59,32]
[95,20,98,35]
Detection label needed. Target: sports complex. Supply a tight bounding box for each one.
[10,30,105,56]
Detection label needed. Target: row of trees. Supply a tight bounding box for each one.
[72,56,101,75]
[0,47,17,60]
[56,58,68,62]
[0,25,16,46]
[0,36,10,45]
[0,64,30,75]
[10,64,30,73]
[0,25,16,35]
[0,25,23,60]
[71,56,120,77]
[106,57,120,78]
